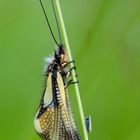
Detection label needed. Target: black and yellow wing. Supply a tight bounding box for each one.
[34,71,81,140]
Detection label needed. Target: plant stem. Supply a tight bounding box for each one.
[54,0,89,139]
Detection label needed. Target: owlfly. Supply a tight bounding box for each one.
[34,0,81,139]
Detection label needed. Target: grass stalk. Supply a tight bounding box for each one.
[54,0,89,139]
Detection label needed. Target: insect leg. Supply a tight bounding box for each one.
[64,79,79,89]
[66,66,76,77]
[65,60,75,67]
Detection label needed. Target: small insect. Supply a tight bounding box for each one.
[34,0,81,139]
[85,115,92,133]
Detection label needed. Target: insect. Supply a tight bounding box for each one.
[85,115,92,133]
[34,0,81,139]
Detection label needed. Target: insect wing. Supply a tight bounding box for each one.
[43,73,53,108]
[34,71,81,140]
[34,73,57,139]
[57,72,81,140]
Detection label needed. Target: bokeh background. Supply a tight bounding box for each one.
[0,0,140,139]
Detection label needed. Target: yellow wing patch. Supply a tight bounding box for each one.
[44,73,53,108]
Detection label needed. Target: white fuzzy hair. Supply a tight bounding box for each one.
[43,46,58,73]
[43,55,54,73]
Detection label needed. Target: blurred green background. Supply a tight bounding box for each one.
[0,0,140,140]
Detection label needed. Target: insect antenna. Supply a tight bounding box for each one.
[39,0,59,47]
[51,0,62,45]
[39,0,62,47]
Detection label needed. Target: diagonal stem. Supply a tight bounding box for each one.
[53,0,89,139]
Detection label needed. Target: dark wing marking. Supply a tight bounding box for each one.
[35,71,81,140]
